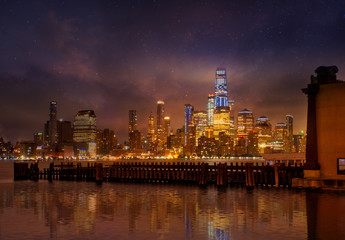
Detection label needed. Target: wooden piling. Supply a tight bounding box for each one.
[245,163,255,190]
[274,163,280,188]
[95,163,103,183]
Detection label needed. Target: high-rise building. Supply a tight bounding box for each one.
[273,123,287,152]
[255,116,272,153]
[213,68,231,140]
[214,68,229,107]
[237,109,254,136]
[57,120,73,144]
[206,94,215,126]
[34,132,44,146]
[184,104,195,155]
[193,111,207,146]
[128,110,141,150]
[293,130,306,153]
[96,129,118,155]
[147,112,155,140]
[129,110,137,134]
[164,116,171,140]
[213,107,231,140]
[44,101,58,146]
[145,112,155,151]
[184,104,194,145]
[236,109,254,155]
[228,99,236,138]
[73,110,97,158]
[156,101,165,149]
[285,115,293,152]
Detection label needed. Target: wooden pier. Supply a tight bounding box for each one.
[14,161,304,188]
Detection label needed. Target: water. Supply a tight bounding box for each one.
[1,161,345,240]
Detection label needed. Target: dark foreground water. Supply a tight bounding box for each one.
[1,161,345,240]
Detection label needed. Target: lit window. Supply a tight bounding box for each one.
[337,158,345,175]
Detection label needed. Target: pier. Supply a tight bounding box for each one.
[14,161,304,188]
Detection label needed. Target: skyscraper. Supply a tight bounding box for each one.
[184,104,194,145]
[156,100,165,150]
[255,116,272,153]
[237,109,254,136]
[185,104,195,155]
[44,101,58,146]
[57,120,73,144]
[193,110,207,146]
[73,110,97,158]
[147,112,155,141]
[214,68,229,107]
[164,116,171,139]
[273,123,288,152]
[286,115,293,152]
[128,110,137,135]
[213,68,231,140]
[207,94,215,126]
[128,110,141,150]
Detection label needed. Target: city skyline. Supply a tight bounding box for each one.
[1,0,345,142]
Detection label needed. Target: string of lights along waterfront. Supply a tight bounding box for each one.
[0,68,304,160]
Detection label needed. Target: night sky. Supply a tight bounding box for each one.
[1,0,345,143]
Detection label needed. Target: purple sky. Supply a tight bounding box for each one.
[1,0,345,142]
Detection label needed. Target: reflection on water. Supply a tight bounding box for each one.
[0,162,345,240]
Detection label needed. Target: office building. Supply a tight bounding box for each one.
[237,109,254,136]
[185,104,195,155]
[207,94,215,126]
[57,120,73,144]
[156,100,165,149]
[164,116,171,140]
[73,110,97,158]
[255,116,272,153]
[44,101,58,146]
[193,111,207,146]
[286,115,294,152]
[213,68,232,140]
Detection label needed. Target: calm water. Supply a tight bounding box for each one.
[1,161,345,240]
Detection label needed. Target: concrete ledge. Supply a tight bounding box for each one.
[292,178,345,191]
[304,170,320,178]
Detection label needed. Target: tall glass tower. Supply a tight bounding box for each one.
[156,100,165,150]
[214,68,229,107]
[207,94,215,126]
[184,104,194,146]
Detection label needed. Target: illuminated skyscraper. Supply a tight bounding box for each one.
[164,116,171,139]
[147,112,155,141]
[184,104,194,145]
[185,104,195,154]
[73,110,97,157]
[193,111,207,146]
[213,68,232,140]
[273,123,287,152]
[237,109,254,136]
[255,116,272,153]
[207,94,215,126]
[156,100,165,150]
[73,110,97,142]
[214,68,229,107]
[213,107,231,140]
